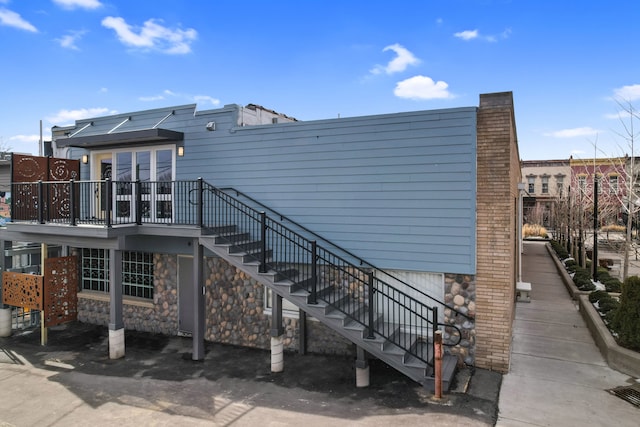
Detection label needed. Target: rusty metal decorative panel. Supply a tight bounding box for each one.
[44,256,78,327]
[11,154,81,221]
[11,154,48,182]
[2,271,44,310]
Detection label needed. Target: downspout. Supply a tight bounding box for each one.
[517,182,526,283]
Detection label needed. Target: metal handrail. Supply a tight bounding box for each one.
[10,178,467,363]
[219,186,473,321]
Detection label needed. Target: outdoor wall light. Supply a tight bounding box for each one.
[177,146,185,157]
[81,154,89,164]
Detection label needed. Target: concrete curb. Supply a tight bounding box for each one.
[545,242,640,378]
[545,243,590,299]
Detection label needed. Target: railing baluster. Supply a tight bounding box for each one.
[432,306,438,364]
[105,178,112,228]
[309,241,318,304]
[196,177,203,228]
[38,180,44,224]
[135,180,142,225]
[70,179,76,226]
[259,212,267,273]
[367,272,375,339]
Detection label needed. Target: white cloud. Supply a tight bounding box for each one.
[53,0,102,10]
[193,95,220,106]
[139,95,165,102]
[544,127,600,138]
[9,134,40,143]
[101,16,197,54]
[370,43,420,75]
[454,29,478,41]
[56,30,86,50]
[140,90,220,106]
[393,75,453,100]
[0,8,37,32]
[613,84,640,102]
[47,107,116,125]
[454,28,511,42]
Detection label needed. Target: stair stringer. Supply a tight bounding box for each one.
[199,235,457,392]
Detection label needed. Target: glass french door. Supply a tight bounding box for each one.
[93,148,175,223]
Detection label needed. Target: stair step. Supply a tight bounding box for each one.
[228,240,262,254]
[208,225,237,235]
[273,268,299,283]
[199,223,456,392]
[423,354,458,392]
[242,250,272,264]
[215,232,250,245]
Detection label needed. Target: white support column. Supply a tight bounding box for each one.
[0,307,11,337]
[270,291,284,373]
[355,346,370,388]
[108,248,125,359]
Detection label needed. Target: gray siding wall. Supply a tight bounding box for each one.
[181,106,477,274]
[55,104,478,274]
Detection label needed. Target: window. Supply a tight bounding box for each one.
[264,287,299,318]
[527,176,535,193]
[541,176,549,194]
[122,252,154,299]
[609,175,619,194]
[81,249,154,299]
[578,175,586,191]
[556,176,564,197]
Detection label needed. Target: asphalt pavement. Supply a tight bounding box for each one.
[0,320,500,426]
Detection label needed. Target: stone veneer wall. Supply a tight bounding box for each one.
[474,92,520,372]
[78,253,179,335]
[78,252,353,357]
[203,257,353,356]
[443,273,476,366]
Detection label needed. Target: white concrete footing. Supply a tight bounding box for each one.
[0,307,12,337]
[109,328,125,359]
[271,335,284,373]
[516,281,532,302]
[356,365,370,388]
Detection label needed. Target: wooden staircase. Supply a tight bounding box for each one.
[200,227,458,392]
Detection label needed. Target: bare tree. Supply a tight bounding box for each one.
[612,100,640,279]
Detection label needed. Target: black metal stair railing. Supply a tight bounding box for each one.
[9,178,463,366]
[200,180,453,366]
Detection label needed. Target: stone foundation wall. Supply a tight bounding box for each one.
[443,273,476,365]
[203,257,353,355]
[78,252,353,357]
[78,253,179,335]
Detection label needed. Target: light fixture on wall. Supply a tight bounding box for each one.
[81,154,89,164]
[177,146,185,157]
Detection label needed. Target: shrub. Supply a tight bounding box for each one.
[550,240,569,260]
[610,276,640,351]
[597,298,620,315]
[523,224,548,238]
[603,278,622,293]
[589,290,609,303]
[600,224,626,233]
[573,267,593,290]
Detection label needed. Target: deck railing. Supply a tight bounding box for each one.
[11,178,466,365]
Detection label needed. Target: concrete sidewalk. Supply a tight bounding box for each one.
[497,241,639,426]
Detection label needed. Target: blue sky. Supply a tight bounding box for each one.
[1,0,639,160]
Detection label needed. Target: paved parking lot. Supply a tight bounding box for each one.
[0,323,500,426]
